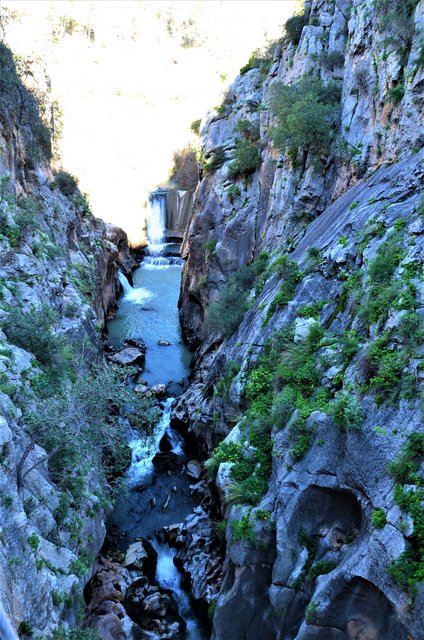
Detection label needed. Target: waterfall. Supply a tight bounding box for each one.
[128,397,177,482]
[118,271,133,295]
[153,541,203,640]
[146,191,167,255]
[117,270,153,304]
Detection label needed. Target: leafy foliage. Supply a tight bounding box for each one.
[284,14,308,45]
[207,254,268,336]
[203,146,227,173]
[54,170,78,196]
[270,77,341,153]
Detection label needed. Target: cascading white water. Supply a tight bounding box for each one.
[128,397,182,483]
[153,542,204,640]
[117,271,153,304]
[146,192,167,255]
[118,271,133,296]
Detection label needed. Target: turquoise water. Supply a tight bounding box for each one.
[107,262,191,386]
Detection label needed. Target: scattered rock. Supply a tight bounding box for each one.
[108,347,146,367]
[143,592,171,618]
[186,459,202,480]
[151,384,167,398]
[123,541,148,570]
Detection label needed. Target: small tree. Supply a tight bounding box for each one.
[170,145,199,191]
[270,77,341,154]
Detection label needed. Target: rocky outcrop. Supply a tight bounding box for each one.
[0,43,134,637]
[176,1,424,638]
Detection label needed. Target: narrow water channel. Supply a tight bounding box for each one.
[104,203,208,639]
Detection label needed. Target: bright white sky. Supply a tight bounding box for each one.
[3,0,298,242]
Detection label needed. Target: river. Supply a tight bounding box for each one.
[104,196,208,640]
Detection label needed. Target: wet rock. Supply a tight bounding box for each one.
[158,339,172,346]
[108,347,146,367]
[125,337,147,354]
[143,592,171,618]
[152,451,180,471]
[186,459,202,479]
[123,541,148,571]
[151,383,167,398]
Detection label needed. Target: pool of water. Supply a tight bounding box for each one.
[107,262,192,386]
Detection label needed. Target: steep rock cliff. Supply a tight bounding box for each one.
[0,43,134,637]
[176,1,424,638]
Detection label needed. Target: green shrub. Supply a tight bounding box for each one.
[375,0,419,50]
[207,256,267,336]
[305,601,318,624]
[28,532,40,551]
[18,621,33,636]
[387,84,405,104]
[320,50,345,70]
[240,45,274,76]
[331,392,363,430]
[54,170,78,196]
[285,14,308,45]
[227,184,241,203]
[230,512,254,543]
[2,305,64,369]
[203,146,227,173]
[228,140,262,179]
[270,77,341,153]
[371,509,387,528]
[190,118,201,135]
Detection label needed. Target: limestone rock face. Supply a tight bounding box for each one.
[0,43,133,638]
[175,1,424,638]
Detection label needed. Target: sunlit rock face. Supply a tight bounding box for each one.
[0,42,131,637]
[175,0,424,638]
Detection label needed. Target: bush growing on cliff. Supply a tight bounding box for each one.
[170,144,199,191]
[375,0,419,50]
[207,255,268,336]
[26,363,160,489]
[54,170,78,196]
[270,77,341,154]
[228,140,262,180]
[203,146,227,173]
[284,14,308,46]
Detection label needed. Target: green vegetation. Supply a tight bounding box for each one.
[284,13,308,46]
[387,433,424,592]
[27,532,40,552]
[207,253,268,336]
[230,511,255,543]
[319,50,345,70]
[54,171,78,197]
[18,621,33,636]
[305,601,318,624]
[270,77,341,154]
[2,305,66,370]
[375,0,419,50]
[227,184,241,203]
[330,392,363,430]
[239,43,276,77]
[228,140,262,180]
[190,118,201,135]
[26,362,159,492]
[387,83,405,104]
[203,146,227,173]
[371,509,387,529]
[264,255,302,324]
